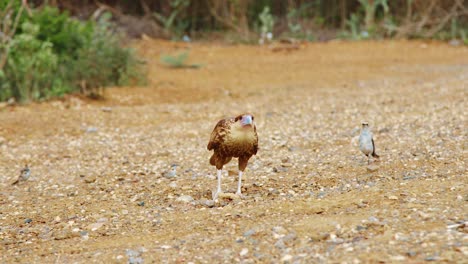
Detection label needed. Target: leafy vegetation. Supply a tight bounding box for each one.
[0,1,145,103]
[160,51,201,69]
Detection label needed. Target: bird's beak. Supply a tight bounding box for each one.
[241,115,253,126]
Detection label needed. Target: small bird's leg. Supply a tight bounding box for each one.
[367,155,371,165]
[213,169,223,200]
[236,171,243,196]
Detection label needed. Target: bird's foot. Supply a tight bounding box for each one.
[235,191,246,199]
[212,190,223,201]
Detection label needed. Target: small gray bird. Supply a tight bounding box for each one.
[12,165,31,185]
[359,123,379,164]
[162,164,177,179]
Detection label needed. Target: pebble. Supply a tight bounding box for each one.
[84,175,96,183]
[101,107,112,112]
[24,218,32,224]
[243,229,256,237]
[275,239,286,249]
[88,222,104,231]
[367,164,379,172]
[281,254,293,262]
[176,195,194,203]
[240,248,249,257]
[86,127,98,133]
[201,199,215,208]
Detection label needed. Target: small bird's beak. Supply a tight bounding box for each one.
[241,115,253,127]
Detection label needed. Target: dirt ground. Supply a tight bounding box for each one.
[0,39,467,263]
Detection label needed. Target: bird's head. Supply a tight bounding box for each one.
[235,114,254,128]
[361,122,369,128]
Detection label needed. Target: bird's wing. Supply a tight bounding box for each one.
[207,118,231,150]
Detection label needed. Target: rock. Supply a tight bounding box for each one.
[86,127,98,133]
[240,248,249,257]
[272,226,288,236]
[169,182,178,188]
[176,195,194,203]
[126,249,143,264]
[388,195,398,200]
[275,239,286,249]
[101,107,112,112]
[281,254,293,262]
[243,229,256,237]
[24,218,32,224]
[88,222,104,231]
[84,175,96,183]
[201,199,215,208]
[137,201,145,206]
[367,164,379,172]
[53,229,74,240]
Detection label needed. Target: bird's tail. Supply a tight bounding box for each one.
[12,179,19,185]
[372,151,379,158]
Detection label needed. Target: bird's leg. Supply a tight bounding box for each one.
[236,171,243,196]
[236,156,250,198]
[213,169,223,201]
[367,155,371,165]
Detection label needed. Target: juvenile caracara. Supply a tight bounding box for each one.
[207,114,258,200]
[359,123,379,164]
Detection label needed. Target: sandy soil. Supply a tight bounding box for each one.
[0,39,467,263]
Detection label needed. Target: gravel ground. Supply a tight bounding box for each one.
[0,40,467,263]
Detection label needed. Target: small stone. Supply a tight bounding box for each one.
[101,107,112,112]
[137,201,145,206]
[281,163,293,168]
[281,254,293,262]
[388,195,398,200]
[367,164,379,172]
[84,175,96,183]
[275,239,286,249]
[356,225,366,231]
[424,256,438,261]
[272,226,288,235]
[240,248,249,257]
[169,182,178,188]
[24,218,32,224]
[88,222,104,231]
[391,255,406,261]
[202,199,215,208]
[86,127,98,133]
[243,229,256,237]
[176,195,194,203]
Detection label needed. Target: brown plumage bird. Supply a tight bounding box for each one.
[12,164,31,185]
[207,113,258,200]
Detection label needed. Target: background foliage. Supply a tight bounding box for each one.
[0,0,466,102]
[0,0,145,103]
[40,0,467,42]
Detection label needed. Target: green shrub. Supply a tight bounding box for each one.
[0,22,61,102]
[160,51,201,68]
[0,2,146,102]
